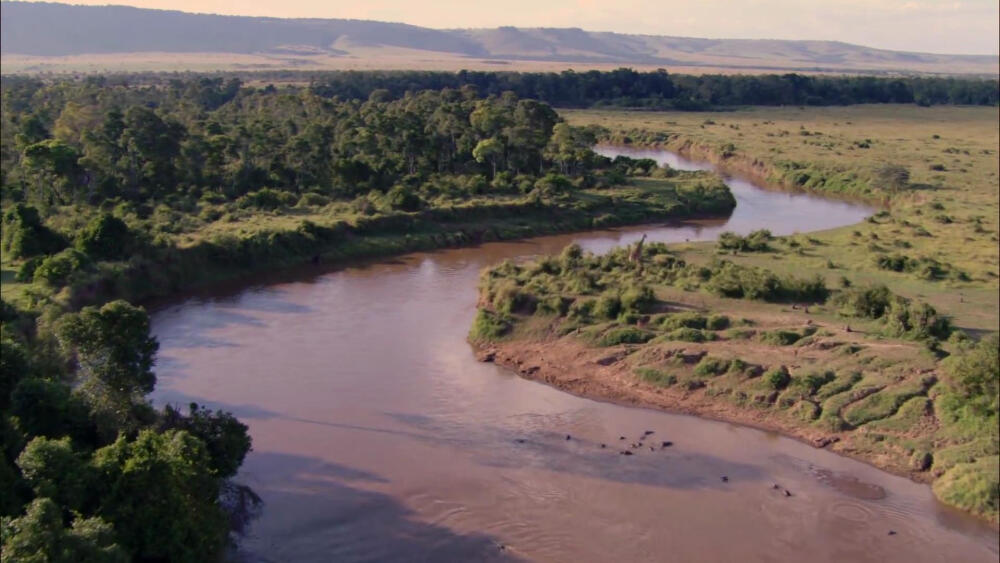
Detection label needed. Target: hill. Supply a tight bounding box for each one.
[1,2,997,75]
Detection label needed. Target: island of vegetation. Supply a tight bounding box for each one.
[472,105,999,523]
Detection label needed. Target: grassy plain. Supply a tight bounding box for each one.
[565,105,1000,331]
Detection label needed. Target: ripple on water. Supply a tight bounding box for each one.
[810,467,887,500]
[828,500,876,524]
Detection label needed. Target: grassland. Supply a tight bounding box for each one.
[565,105,1000,332]
[474,104,999,521]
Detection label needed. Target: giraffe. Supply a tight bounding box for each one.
[629,234,647,270]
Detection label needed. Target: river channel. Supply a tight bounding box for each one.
[150,147,999,562]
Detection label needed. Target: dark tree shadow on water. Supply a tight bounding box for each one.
[233,452,522,563]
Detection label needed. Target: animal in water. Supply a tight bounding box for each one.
[628,234,647,270]
[661,441,673,448]
[600,444,607,448]
[565,435,572,441]
[621,451,634,456]
[514,439,526,444]
[721,476,729,482]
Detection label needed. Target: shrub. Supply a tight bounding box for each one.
[620,285,655,314]
[386,185,423,211]
[491,281,536,315]
[536,295,570,316]
[594,294,622,320]
[237,188,296,210]
[760,330,803,346]
[636,367,677,387]
[694,357,731,377]
[1,204,66,258]
[33,249,92,288]
[568,299,595,320]
[296,192,331,207]
[943,334,999,415]
[765,366,791,390]
[795,371,836,394]
[599,327,654,346]
[661,312,707,330]
[706,314,730,330]
[717,229,772,252]
[76,213,132,260]
[469,310,512,341]
[666,327,706,342]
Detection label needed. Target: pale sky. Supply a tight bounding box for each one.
[20,0,1000,54]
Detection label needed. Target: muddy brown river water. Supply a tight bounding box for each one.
[150,148,999,562]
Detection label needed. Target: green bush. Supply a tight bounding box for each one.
[717,229,772,252]
[666,327,706,342]
[2,204,66,258]
[943,334,999,415]
[599,327,654,346]
[594,294,622,320]
[237,188,296,210]
[765,366,791,390]
[620,285,655,314]
[760,330,803,346]
[661,312,707,330]
[76,213,132,260]
[33,249,92,288]
[536,295,571,316]
[469,310,512,341]
[694,357,731,377]
[636,367,677,387]
[706,314,730,330]
[794,371,836,394]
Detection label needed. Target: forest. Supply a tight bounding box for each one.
[0,76,739,560]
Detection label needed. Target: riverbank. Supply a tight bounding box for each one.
[470,232,998,522]
[1,172,735,311]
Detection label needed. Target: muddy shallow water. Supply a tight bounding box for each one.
[150,148,998,562]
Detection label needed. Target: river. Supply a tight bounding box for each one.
[150,147,999,562]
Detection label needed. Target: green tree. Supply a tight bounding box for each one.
[91,430,228,562]
[56,301,158,434]
[874,163,911,193]
[160,403,252,478]
[75,214,132,260]
[0,498,126,563]
[1,204,66,259]
[16,437,93,512]
[945,334,1000,415]
[472,138,503,178]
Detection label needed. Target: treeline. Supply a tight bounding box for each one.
[1,77,622,207]
[8,67,996,111]
[310,69,1000,108]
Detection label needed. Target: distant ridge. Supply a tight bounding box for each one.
[1,2,997,75]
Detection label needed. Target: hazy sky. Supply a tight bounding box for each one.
[20,0,1000,54]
